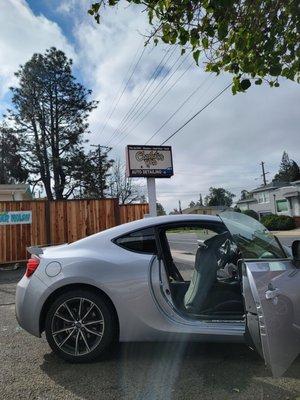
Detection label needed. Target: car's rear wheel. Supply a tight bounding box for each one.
[45,289,118,362]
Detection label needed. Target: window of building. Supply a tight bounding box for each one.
[257,191,270,203]
[276,199,288,212]
[114,227,157,254]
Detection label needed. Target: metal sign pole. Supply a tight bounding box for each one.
[147,177,157,217]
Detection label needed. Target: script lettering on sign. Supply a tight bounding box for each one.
[126,145,173,178]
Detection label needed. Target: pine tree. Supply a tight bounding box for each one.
[273,151,300,183]
[76,147,114,198]
[4,47,98,199]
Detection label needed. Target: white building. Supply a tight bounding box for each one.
[237,181,300,217]
[0,184,33,201]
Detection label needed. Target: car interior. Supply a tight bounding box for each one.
[158,223,245,321]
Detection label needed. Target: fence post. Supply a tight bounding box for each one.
[113,198,121,226]
[45,200,51,246]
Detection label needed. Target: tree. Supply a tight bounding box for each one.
[108,160,145,204]
[188,200,196,208]
[204,187,235,207]
[88,1,300,93]
[273,151,300,183]
[72,147,114,199]
[156,202,166,216]
[0,126,28,184]
[188,193,203,208]
[240,189,251,200]
[3,47,98,200]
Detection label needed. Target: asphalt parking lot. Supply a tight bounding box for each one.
[0,267,299,400]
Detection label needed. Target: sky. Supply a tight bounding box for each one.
[0,0,299,212]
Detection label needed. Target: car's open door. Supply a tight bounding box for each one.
[242,260,300,377]
[218,211,300,377]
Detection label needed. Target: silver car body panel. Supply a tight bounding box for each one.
[16,214,244,342]
[243,260,300,377]
[15,213,300,376]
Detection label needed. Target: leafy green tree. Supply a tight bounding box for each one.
[156,202,166,215]
[72,147,114,199]
[3,47,98,200]
[240,189,251,200]
[204,187,235,206]
[273,151,300,183]
[88,1,300,93]
[0,125,28,184]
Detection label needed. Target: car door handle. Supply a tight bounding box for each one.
[265,288,280,300]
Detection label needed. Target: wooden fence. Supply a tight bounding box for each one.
[0,199,149,264]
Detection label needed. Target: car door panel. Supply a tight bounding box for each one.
[243,260,300,377]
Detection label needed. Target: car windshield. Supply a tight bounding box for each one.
[219,211,286,259]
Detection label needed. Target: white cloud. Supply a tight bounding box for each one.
[0,0,74,99]
[1,1,299,212]
[67,2,299,212]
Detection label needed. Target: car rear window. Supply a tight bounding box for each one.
[114,227,157,254]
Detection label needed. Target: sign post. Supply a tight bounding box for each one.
[126,145,174,217]
[146,177,157,217]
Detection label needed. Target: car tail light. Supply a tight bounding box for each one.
[26,257,40,277]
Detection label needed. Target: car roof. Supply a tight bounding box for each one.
[68,213,222,248]
[100,213,220,237]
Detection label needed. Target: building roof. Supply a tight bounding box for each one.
[182,205,231,214]
[236,197,257,204]
[251,181,290,193]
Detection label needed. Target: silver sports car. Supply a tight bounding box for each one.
[16,211,300,377]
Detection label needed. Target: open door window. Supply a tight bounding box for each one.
[220,211,300,377]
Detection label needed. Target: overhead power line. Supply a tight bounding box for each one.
[113,57,193,147]
[160,82,232,145]
[105,47,176,146]
[99,41,147,140]
[108,49,188,146]
[145,74,213,144]
[113,48,176,133]
[115,50,187,137]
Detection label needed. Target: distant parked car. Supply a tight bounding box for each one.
[16,212,300,377]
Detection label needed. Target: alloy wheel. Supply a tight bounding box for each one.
[51,297,105,356]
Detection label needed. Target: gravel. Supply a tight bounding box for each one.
[0,268,299,400]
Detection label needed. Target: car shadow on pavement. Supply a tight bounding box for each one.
[41,341,300,400]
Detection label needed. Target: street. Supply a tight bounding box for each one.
[1,265,300,400]
[167,232,299,255]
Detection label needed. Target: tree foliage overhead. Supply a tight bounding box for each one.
[204,187,235,206]
[3,47,98,200]
[88,0,300,93]
[273,151,300,183]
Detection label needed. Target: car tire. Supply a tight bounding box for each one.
[45,289,118,363]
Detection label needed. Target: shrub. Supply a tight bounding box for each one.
[242,209,259,220]
[261,214,296,231]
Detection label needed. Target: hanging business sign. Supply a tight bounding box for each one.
[126,145,174,178]
[0,211,32,225]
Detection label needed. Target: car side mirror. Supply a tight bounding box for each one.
[292,240,300,261]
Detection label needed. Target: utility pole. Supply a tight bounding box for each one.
[178,200,182,214]
[260,161,269,186]
[91,145,112,198]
